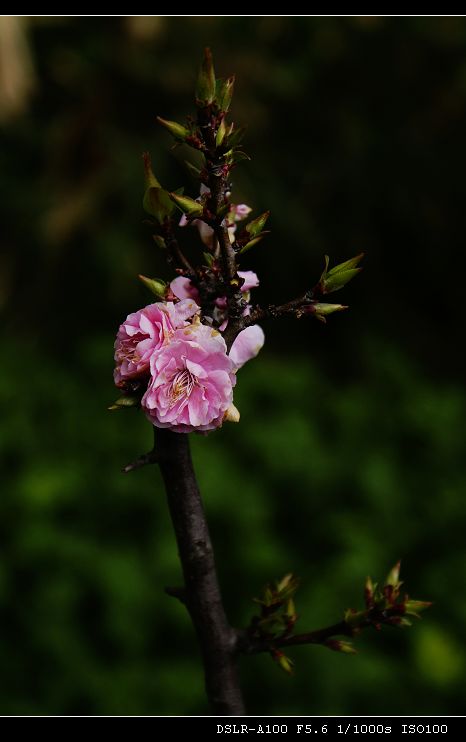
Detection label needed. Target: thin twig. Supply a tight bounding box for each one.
[122,450,158,473]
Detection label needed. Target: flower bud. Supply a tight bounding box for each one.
[138,275,167,299]
[308,302,347,323]
[156,116,189,141]
[196,47,216,106]
[325,639,357,654]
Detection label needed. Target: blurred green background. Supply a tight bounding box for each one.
[1,16,465,715]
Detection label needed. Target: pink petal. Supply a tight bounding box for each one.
[170,277,199,301]
[229,325,265,369]
[238,270,259,293]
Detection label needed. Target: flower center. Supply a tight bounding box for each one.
[169,368,197,407]
[116,337,143,365]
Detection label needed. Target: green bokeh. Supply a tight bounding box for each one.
[0,16,465,715]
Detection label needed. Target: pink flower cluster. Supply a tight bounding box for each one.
[114,296,264,434]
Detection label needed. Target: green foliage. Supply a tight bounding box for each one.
[0,340,464,713]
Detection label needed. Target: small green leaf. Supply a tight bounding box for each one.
[246,211,270,238]
[169,192,204,216]
[142,152,161,189]
[143,186,175,223]
[196,47,216,106]
[239,232,269,254]
[226,125,246,148]
[108,395,140,411]
[276,653,294,674]
[216,75,235,112]
[216,118,226,147]
[153,235,167,250]
[320,253,364,294]
[405,600,433,617]
[327,252,364,275]
[156,116,189,141]
[203,252,214,267]
[385,561,402,588]
[185,160,202,178]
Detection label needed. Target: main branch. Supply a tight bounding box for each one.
[156,428,245,715]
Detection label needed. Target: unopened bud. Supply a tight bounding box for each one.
[196,47,216,106]
[325,639,357,654]
[138,275,167,299]
[309,302,347,323]
[224,403,240,424]
[156,116,189,141]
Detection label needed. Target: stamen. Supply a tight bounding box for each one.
[169,368,197,407]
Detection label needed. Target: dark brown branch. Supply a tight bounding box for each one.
[223,291,315,350]
[156,428,245,715]
[162,221,195,275]
[238,620,351,655]
[240,604,411,656]
[197,107,245,343]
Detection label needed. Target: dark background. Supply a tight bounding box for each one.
[1,16,465,715]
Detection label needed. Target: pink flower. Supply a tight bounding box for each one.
[142,323,236,433]
[114,299,199,386]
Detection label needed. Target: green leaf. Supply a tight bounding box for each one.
[156,116,189,141]
[108,395,140,411]
[327,252,364,275]
[385,561,401,588]
[153,235,166,250]
[320,253,364,294]
[246,211,270,238]
[185,160,202,178]
[142,152,161,189]
[143,186,175,223]
[216,118,226,147]
[169,192,204,216]
[226,125,246,148]
[216,75,235,112]
[196,47,216,106]
[203,252,214,267]
[405,600,433,617]
[239,232,269,254]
